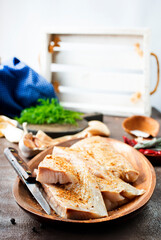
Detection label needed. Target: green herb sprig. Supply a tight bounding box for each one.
[134,138,161,150]
[15,98,83,125]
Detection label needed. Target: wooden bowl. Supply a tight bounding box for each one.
[122,115,160,137]
[12,138,156,224]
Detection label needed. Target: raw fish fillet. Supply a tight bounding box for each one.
[71,136,139,182]
[36,155,78,184]
[53,146,145,210]
[41,153,108,219]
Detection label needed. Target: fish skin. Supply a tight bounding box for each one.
[71,136,139,183]
[41,153,108,219]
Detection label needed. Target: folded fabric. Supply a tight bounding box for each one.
[0,57,57,117]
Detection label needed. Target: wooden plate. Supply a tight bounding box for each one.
[13,138,156,224]
[142,153,161,166]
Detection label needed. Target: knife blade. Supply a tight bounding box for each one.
[4,147,51,215]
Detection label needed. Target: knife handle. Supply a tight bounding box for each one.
[4,147,35,182]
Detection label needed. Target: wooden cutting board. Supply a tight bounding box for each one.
[19,119,88,137]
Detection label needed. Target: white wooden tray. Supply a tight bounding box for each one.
[40,28,157,117]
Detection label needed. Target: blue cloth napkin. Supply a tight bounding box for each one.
[0,57,57,117]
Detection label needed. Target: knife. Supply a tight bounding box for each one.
[4,147,51,215]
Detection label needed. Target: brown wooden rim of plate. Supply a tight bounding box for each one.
[13,138,156,224]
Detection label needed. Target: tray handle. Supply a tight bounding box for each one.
[150,52,160,95]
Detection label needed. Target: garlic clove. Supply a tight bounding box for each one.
[23,133,37,148]
[18,124,49,158]
[0,115,19,140]
[19,137,46,158]
[87,120,110,136]
[1,124,23,143]
[35,130,55,146]
[33,137,46,148]
[19,138,44,158]
[0,115,18,127]
[74,120,110,138]
[18,120,110,158]
[0,122,8,137]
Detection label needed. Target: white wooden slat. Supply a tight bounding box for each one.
[51,63,143,74]
[58,91,144,109]
[40,34,52,81]
[45,27,149,36]
[53,72,145,93]
[52,50,143,71]
[53,42,141,52]
[61,102,146,117]
[142,30,151,117]
[51,33,143,47]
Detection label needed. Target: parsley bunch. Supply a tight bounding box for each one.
[15,98,83,125]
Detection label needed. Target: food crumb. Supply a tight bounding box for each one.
[32,227,38,233]
[40,223,45,229]
[10,218,16,225]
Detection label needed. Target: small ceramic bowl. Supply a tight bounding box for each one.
[122,115,160,137]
